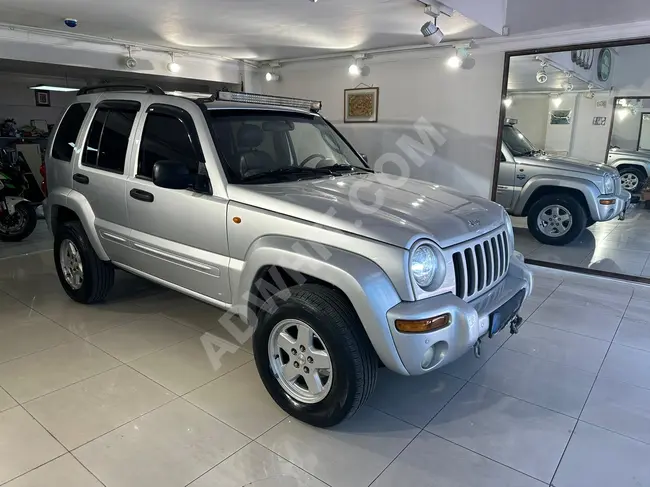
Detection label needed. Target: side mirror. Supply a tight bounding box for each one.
[359,153,369,163]
[153,160,191,190]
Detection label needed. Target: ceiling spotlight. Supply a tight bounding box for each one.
[421,2,452,46]
[584,83,595,99]
[348,55,367,77]
[536,62,548,83]
[503,97,513,108]
[124,46,137,69]
[265,72,280,82]
[551,94,562,108]
[447,44,472,69]
[447,54,462,69]
[348,63,361,76]
[167,52,181,73]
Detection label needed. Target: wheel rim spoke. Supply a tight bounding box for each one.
[303,371,324,395]
[308,350,331,370]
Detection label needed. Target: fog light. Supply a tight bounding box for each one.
[599,199,615,205]
[421,347,435,368]
[396,313,450,333]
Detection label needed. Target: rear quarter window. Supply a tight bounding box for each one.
[51,103,90,162]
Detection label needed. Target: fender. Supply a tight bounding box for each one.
[609,159,650,176]
[514,175,601,217]
[3,196,30,214]
[234,235,408,375]
[47,188,109,261]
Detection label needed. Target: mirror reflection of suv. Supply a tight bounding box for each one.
[497,121,630,246]
[44,86,532,427]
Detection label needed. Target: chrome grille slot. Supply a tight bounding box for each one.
[452,228,510,301]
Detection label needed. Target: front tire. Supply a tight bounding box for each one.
[253,284,377,427]
[619,167,645,193]
[527,194,587,246]
[54,221,114,304]
[0,202,37,242]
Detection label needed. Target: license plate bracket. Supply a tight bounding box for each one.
[489,290,525,338]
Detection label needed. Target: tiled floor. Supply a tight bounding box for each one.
[1,251,650,486]
[514,203,650,277]
[0,220,52,260]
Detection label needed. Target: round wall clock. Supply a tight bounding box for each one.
[597,48,612,81]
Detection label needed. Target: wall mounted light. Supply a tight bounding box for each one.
[124,46,137,69]
[265,62,281,82]
[550,93,562,108]
[348,54,367,77]
[503,97,513,108]
[167,52,181,73]
[447,42,474,70]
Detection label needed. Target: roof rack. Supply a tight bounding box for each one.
[215,91,322,113]
[77,84,166,96]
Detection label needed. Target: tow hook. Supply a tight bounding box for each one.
[473,339,481,358]
[510,315,523,335]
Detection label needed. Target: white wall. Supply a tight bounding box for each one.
[264,50,505,198]
[0,79,76,128]
[570,94,612,162]
[506,95,548,148]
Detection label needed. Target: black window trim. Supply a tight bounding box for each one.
[81,104,138,175]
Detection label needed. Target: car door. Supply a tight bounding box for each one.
[73,99,141,264]
[495,143,516,210]
[125,102,231,304]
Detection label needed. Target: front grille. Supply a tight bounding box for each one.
[452,229,509,301]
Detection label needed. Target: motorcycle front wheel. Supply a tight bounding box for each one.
[0,202,37,242]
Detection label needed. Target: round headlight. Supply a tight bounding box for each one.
[603,173,614,194]
[411,244,437,288]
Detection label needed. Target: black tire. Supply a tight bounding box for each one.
[619,167,645,193]
[586,217,596,228]
[0,202,37,242]
[54,221,114,304]
[527,194,587,246]
[253,284,377,427]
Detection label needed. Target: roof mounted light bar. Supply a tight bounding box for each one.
[215,91,322,113]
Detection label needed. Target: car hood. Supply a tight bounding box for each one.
[609,148,650,162]
[228,174,506,249]
[516,153,616,176]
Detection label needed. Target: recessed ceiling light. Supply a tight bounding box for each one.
[29,85,78,92]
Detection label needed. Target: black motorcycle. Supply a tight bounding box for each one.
[0,150,42,242]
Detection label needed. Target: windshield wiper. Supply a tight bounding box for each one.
[321,163,374,173]
[241,166,341,182]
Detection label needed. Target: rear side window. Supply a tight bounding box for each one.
[138,109,202,179]
[82,108,137,173]
[51,103,90,161]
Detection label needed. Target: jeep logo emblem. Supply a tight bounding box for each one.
[468,219,480,227]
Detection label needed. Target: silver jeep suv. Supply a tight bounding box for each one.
[44,85,532,427]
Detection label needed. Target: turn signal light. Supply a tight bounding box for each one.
[396,313,450,333]
[599,199,615,205]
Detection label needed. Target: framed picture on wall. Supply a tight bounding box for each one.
[34,90,50,107]
[550,109,572,125]
[344,87,379,123]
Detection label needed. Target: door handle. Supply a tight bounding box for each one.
[129,188,154,203]
[73,173,89,184]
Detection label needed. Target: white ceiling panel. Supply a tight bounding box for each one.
[0,0,496,60]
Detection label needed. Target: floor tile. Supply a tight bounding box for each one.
[471,348,595,417]
[34,299,150,338]
[529,276,562,301]
[503,323,609,373]
[130,334,252,395]
[553,422,650,487]
[0,340,120,403]
[86,314,199,362]
[189,442,327,487]
[518,296,545,320]
[258,408,419,487]
[614,318,650,352]
[440,330,510,380]
[75,399,249,487]
[185,361,286,439]
[161,298,236,333]
[426,383,575,483]
[372,431,545,487]
[550,281,632,313]
[527,245,593,267]
[581,376,650,444]
[0,407,66,485]
[623,297,650,324]
[3,454,102,487]
[528,296,623,341]
[0,387,16,412]
[599,343,650,390]
[0,314,78,364]
[25,366,175,449]
[367,368,465,427]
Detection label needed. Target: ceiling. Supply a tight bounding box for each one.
[0,0,496,61]
[508,54,595,94]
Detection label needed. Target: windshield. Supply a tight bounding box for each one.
[502,125,538,157]
[208,109,369,183]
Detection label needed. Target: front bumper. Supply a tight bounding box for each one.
[592,190,631,222]
[386,252,533,376]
